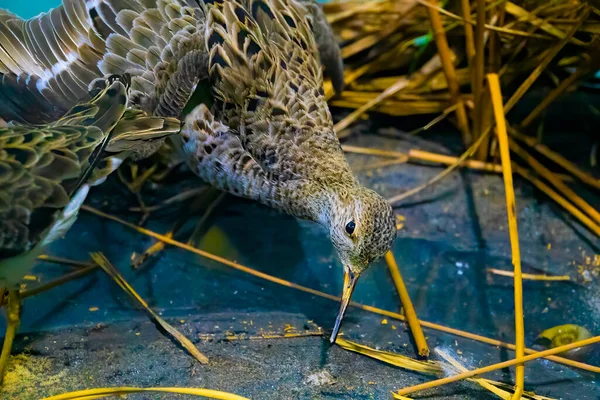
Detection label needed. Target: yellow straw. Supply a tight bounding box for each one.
[42,387,248,400]
[487,72,525,400]
[385,251,429,357]
[396,335,600,396]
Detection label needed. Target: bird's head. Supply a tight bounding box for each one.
[324,186,396,343]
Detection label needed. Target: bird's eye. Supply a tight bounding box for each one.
[345,220,356,235]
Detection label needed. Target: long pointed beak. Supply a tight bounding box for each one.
[329,267,360,344]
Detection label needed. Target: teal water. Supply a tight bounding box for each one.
[0,0,60,18]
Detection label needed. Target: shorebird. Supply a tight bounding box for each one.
[0,0,396,344]
[0,74,180,381]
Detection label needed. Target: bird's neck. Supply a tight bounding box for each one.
[276,179,352,228]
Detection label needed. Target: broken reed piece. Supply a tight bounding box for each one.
[487,268,570,282]
[385,251,429,357]
[509,127,600,191]
[487,72,525,399]
[90,252,209,364]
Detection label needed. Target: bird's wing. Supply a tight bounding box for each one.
[0,0,208,123]
[205,0,338,180]
[88,0,209,117]
[0,4,106,123]
[0,75,179,260]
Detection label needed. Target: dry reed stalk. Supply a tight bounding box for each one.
[504,7,590,113]
[415,0,555,39]
[488,73,524,399]
[336,338,441,374]
[385,251,429,357]
[334,55,443,132]
[42,387,248,400]
[90,252,209,364]
[521,71,584,128]
[354,157,409,171]
[409,149,503,172]
[509,139,600,226]
[386,129,491,205]
[504,2,587,45]
[434,349,557,400]
[21,265,98,299]
[326,0,387,24]
[460,0,476,68]
[512,164,600,236]
[37,255,94,269]
[80,205,600,374]
[473,0,487,159]
[341,145,503,172]
[425,0,472,145]
[510,128,600,191]
[487,268,571,281]
[331,99,447,117]
[520,47,600,128]
[340,3,417,59]
[395,335,600,396]
[490,3,506,72]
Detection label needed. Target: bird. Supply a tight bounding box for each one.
[177,0,397,343]
[0,0,396,344]
[0,74,180,381]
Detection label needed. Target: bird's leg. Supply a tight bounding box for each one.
[131,187,218,269]
[118,163,158,225]
[187,190,226,247]
[0,289,21,384]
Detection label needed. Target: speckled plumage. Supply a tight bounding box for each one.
[0,76,180,287]
[181,0,396,341]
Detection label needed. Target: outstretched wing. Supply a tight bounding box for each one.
[0,83,122,258]
[0,0,209,123]
[0,4,106,123]
[0,76,179,259]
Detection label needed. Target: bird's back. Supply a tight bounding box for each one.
[205,0,352,183]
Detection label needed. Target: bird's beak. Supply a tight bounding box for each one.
[329,266,360,344]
